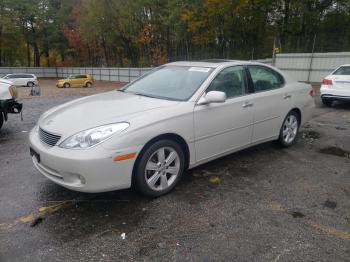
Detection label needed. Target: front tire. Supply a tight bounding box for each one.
[134,139,185,197]
[27,82,34,87]
[63,83,70,88]
[85,82,92,88]
[278,111,300,147]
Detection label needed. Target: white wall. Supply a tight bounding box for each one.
[275,52,350,82]
[0,52,349,83]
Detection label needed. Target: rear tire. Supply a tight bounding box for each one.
[63,83,70,88]
[322,99,332,107]
[0,113,3,130]
[278,111,300,147]
[134,139,185,197]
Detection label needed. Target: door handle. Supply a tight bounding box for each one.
[283,94,292,99]
[242,102,254,108]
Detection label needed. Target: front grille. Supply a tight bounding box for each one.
[39,127,61,146]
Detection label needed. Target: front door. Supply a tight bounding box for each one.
[194,66,254,163]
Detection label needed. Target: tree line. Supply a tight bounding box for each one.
[0,0,349,67]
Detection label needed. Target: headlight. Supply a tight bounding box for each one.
[59,123,129,149]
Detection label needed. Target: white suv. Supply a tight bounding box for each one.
[3,73,38,87]
[320,65,350,106]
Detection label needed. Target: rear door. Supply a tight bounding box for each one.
[76,75,87,87]
[19,74,30,86]
[194,66,254,162]
[246,65,291,143]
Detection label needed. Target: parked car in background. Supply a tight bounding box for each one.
[321,64,350,106]
[30,60,314,197]
[0,79,22,130]
[56,74,94,88]
[3,74,38,87]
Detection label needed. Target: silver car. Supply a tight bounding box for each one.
[3,73,38,87]
[29,60,314,197]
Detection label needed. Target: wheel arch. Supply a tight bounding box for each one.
[131,133,190,186]
[289,107,302,126]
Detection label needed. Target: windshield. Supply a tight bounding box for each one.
[123,65,213,101]
[333,66,350,75]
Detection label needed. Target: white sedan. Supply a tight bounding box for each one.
[29,61,314,197]
[320,64,350,106]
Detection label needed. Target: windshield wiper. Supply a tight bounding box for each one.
[131,92,158,99]
[124,91,181,101]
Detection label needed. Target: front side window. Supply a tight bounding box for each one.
[6,74,18,79]
[206,66,247,98]
[248,65,284,92]
[333,66,350,75]
[124,65,213,101]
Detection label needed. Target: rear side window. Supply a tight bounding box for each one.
[7,74,18,79]
[206,66,247,98]
[76,75,87,78]
[21,74,31,78]
[333,66,350,75]
[248,65,284,92]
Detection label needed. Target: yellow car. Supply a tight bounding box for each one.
[56,74,94,88]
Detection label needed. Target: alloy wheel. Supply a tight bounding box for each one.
[282,114,298,144]
[144,147,180,191]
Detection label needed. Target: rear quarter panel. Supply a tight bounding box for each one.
[289,82,314,125]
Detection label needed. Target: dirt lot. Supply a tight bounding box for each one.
[0,79,349,261]
[17,78,123,98]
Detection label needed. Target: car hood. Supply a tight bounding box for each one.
[39,91,179,136]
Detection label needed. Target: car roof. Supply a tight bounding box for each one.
[166,60,261,68]
[7,73,34,76]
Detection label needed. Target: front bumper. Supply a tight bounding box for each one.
[29,127,141,193]
[0,99,22,120]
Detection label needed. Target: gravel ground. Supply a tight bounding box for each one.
[0,79,349,261]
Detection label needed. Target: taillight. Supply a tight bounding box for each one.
[309,88,316,97]
[322,79,333,85]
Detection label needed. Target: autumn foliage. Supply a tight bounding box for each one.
[0,0,350,67]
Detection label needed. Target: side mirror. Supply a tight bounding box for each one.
[197,91,226,105]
